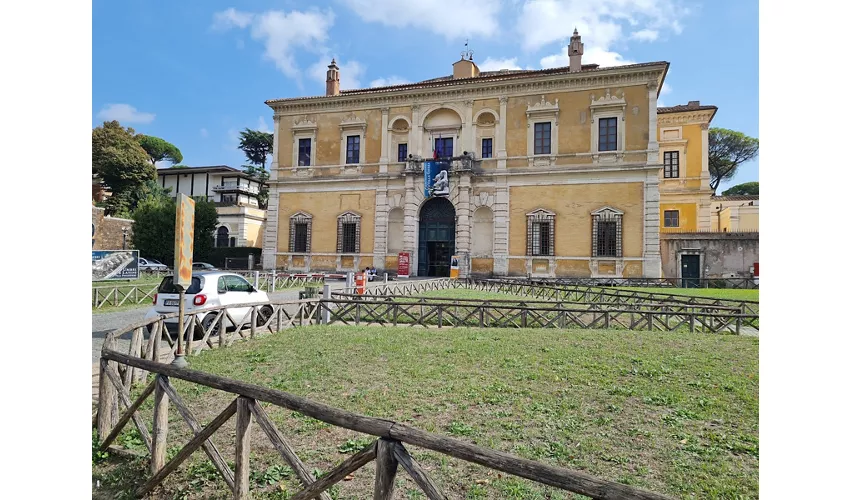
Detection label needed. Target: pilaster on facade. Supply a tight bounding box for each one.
[647,81,659,165]
[492,178,510,275]
[411,105,421,157]
[373,181,389,270]
[643,171,662,278]
[262,192,280,269]
[462,100,475,155]
[497,97,508,169]
[698,198,711,231]
[402,173,418,276]
[455,172,473,277]
[379,108,389,173]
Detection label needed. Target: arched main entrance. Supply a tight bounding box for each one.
[418,197,456,277]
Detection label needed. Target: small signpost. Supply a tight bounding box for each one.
[172,194,195,368]
[397,252,410,278]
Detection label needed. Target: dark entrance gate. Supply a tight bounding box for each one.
[681,254,701,288]
[418,197,455,277]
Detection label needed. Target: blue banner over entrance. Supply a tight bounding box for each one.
[423,160,435,197]
[424,160,450,197]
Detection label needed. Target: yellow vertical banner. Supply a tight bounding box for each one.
[174,194,196,287]
[450,255,460,279]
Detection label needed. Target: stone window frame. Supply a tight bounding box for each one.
[664,209,680,228]
[288,211,313,253]
[591,206,624,258]
[526,208,556,257]
[659,127,688,182]
[339,113,367,166]
[291,118,317,168]
[663,151,680,178]
[526,96,560,163]
[590,90,626,162]
[336,211,362,254]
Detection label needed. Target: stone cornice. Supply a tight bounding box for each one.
[269,65,667,116]
[657,110,716,126]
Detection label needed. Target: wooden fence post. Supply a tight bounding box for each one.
[97,357,118,441]
[151,375,169,474]
[235,396,253,499]
[374,438,399,500]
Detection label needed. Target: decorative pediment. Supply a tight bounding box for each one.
[526,95,560,117]
[526,208,556,219]
[590,89,626,109]
[289,211,313,221]
[337,210,362,221]
[591,206,624,216]
[292,116,317,132]
[340,112,367,130]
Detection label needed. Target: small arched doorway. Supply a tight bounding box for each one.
[418,197,455,277]
[216,226,230,247]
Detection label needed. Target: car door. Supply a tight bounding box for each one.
[221,274,255,326]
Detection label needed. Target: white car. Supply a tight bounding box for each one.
[139,257,169,272]
[144,271,272,339]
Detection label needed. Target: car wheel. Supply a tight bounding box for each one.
[197,314,221,340]
[257,305,273,327]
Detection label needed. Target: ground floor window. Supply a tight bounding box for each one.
[289,212,312,253]
[526,208,555,256]
[337,211,362,254]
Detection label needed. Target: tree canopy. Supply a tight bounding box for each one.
[92,121,155,217]
[708,128,759,195]
[131,195,218,264]
[238,128,273,169]
[137,135,183,167]
[243,164,270,209]
[722,181,759,196]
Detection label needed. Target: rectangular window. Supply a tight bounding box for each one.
[663,151,679,178]
[341,223,357,253]
[293,223,308,252]
[346,135,360,164]
[599,117,618,152]
[298,138,311,166]
[531,221,551,256]
[664,210,680,228]
[534,122,551,155]
[481,138,493,158]
[397,143,408,162]
[596,221,617,257]
[434,137,453,158]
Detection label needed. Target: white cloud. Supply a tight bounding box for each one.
[257,116,271,133]
[340,0,500,39]
[227,128,240,152]
[660,82,672,95]
[630,29,659,42]
[370,76,411,88]
[521,0,689,70]
[96,104,155,124]
[308,58,366,90]
[541,46,636,69]
[477,57,522,72]
[212,8,254,30]
[200,128,208,138]
[212,8,335,79]
[657,99,667,108]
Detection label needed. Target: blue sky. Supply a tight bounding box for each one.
[92,0,758,193]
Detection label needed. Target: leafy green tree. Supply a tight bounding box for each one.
[238,128,273,169]
[722,181,759,196]
[243,164,270,209]
[709,128,759,194]
[92,121,155,217]
[131,196,218,264]
[137,135,183,167]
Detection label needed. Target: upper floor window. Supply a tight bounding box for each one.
[664,210,680,228]
[346,135,360,164]
[481,138,493,158]
[298,138,311,166]
[434,137,453,158]
[534,122,551,155]
[397,143,408,162]
[663,151,679,178]
[598,117,618,152]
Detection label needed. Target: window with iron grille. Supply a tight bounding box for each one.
[526,209,555,256]
[346,135,360,164]
[598,117,618,152]
[664,210,679,228]
[663,151,679,178]
[298,138,311,166]
[289,212,312,253]
[397,143,408,162]
[481,138,493,158]
[591,208,623,258]
[534,122,551,155]
[336,211,361,254]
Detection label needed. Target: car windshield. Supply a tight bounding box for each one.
[158,276,203,294]
[148,259,162,265]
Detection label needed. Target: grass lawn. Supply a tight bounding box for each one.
[94,326,758,499]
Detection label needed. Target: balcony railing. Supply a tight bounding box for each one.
[211,183,259,195]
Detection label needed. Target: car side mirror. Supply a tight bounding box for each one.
[218,289,227,294]
[248,286,256,293]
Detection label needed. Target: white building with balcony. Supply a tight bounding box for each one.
[156,165,267,248]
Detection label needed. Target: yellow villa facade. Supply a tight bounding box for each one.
[261,32,720,278]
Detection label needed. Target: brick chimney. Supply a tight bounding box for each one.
[569,28,584,72]
[688,100,701,108]
[326,58,340,96]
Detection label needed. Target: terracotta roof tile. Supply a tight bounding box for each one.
[711,195,759,201]
[657,102,718,114]
[266,61,670,106]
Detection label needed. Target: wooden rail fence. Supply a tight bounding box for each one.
[98,315,675,500]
